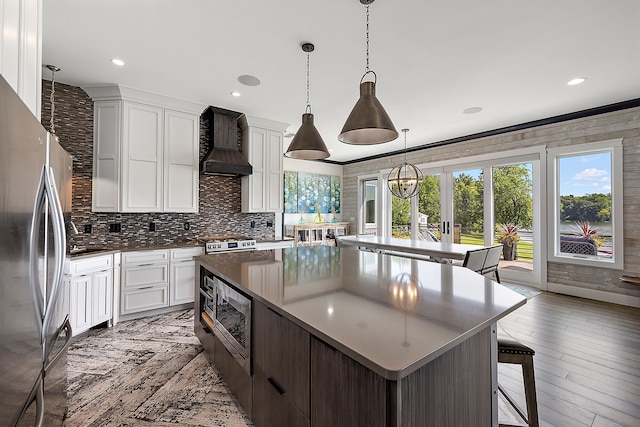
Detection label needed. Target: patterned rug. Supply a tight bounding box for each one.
[64,310,253,427]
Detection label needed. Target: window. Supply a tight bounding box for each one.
[548,139,623,268]
[362,179,378,235]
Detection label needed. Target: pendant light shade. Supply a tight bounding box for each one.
[339,76,398,145]
[338,0,398,145]
[286,113,329,159]
[285,43,330,160]
[387,129,422,199]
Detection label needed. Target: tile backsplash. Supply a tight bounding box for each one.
[41,80,275,248]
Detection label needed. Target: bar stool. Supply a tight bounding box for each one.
[461,248,539,427]
[497,330,539,427]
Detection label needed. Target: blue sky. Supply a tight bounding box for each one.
[559,153,611,196]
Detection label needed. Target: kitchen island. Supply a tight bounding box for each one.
[194,245,526,427]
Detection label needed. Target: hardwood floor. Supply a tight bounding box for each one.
[64,291,640,426]
[498,292,640,427]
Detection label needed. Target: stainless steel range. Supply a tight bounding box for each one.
[204,236,257,254]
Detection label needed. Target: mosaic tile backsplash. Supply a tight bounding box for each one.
[41,81,275,248]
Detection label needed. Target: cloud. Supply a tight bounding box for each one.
[573,168,608,181]
[603,184,611,191]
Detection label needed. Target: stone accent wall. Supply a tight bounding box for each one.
[41,81,275,248]
[342,106,640,301]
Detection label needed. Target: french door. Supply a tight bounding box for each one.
[405,154,542,286]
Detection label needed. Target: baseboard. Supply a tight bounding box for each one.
[547,282,640,308]
[115,303,194,324]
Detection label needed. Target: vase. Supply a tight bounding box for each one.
[314,212,324,224]
[331,216,338,223]
[298,215,306,224]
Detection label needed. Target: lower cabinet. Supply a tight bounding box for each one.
[252,301,310,427]
[120,249,170,314]
[67,254,114,336]
[169,246,203,305]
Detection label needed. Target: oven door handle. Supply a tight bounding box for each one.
[200,288,214,300]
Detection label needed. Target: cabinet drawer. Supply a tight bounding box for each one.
[253,302,310,417]
[253,365,310,427]
[122,264,169,289]
[170,246,203,262]
[121,249,169,267]
[68,254,113,275]
[121,285,169,314]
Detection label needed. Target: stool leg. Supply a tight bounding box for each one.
[522,356,539,427]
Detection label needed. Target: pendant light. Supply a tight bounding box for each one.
[387,129,422,199]
[338,0,398,145]
[285,43,330,160]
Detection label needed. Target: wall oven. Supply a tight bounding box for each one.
[202,276,252,374]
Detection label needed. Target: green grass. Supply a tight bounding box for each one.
[460,232,533,261]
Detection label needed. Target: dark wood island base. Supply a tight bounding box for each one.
[194,247,524,427]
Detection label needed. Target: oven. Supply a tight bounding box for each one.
[204,236,257,254]
[203,275,252,374]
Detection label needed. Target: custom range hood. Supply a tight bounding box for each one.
[200,106,252,176]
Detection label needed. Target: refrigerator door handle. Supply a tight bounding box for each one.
[44,316,72,373]
[41,165,67,344]
[29,166,48,321]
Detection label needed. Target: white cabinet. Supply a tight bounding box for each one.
[169,246,204,305]
[120,249,170,314]
[0,0,42,117]
[85,85,205,213]
[66,254,114,336]
[241,116,289,213]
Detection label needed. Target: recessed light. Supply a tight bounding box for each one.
[463,106,483,115]
[231,91,241,97]
[111,58,125,66]
[237,74,261,86]
[567,78,586,86]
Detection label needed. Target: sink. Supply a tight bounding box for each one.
[69,246,108,255]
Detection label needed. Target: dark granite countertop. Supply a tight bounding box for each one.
[195,245,526,380]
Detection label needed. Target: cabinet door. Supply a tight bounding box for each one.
[266,130,283,212]
[122,102,163,212]
[92,270,113,325]
[311,337,387,427]
[164,109,199,212]
[121,286,169,314]
[253,302,310,419]
[242,127,267,212]
[253,365,309,427]
[69,276,92,335]
[92,101,121,212]
[170,260,196,305]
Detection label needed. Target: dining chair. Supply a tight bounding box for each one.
[482,244,503,283]
[461,247,488,274]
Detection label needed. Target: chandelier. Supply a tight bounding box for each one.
[387,129,422,199]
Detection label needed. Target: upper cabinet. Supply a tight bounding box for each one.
[85,85,205,213]
[241,116,288,213]
[0,0,43,117]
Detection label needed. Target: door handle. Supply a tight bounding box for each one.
[447,221,450,235]
[267,377,286,395]
[42,164,67,345]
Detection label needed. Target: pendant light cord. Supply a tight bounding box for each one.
[306,49,311,114]
[50,68,56,134]
[365,4,370,73]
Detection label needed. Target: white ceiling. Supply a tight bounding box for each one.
[42,0,640,163]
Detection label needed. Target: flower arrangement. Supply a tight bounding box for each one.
[570,220,603,247]
[495,223,520,246]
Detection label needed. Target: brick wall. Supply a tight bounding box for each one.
[41,80,275,248]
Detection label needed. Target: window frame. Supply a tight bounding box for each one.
[547,139,623,269]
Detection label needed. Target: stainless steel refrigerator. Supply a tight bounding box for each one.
[0,74,73,426]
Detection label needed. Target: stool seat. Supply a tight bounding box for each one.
[498,334,535,356]
[497,328,539,427]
